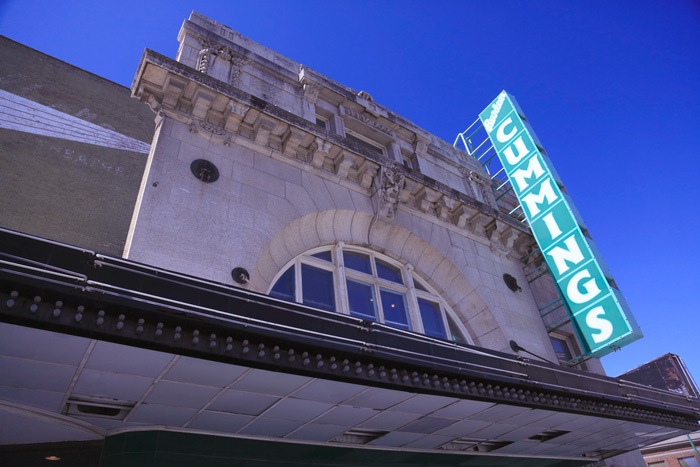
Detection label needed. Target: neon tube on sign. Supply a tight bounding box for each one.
[479,91,642,358]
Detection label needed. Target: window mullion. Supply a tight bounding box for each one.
[438,304,451,341]
[404,265,424,333]
[375,285,385,323]
[294,259,303,304]
[335,243,350,316]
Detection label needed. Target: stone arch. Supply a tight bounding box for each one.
[251,209,501,348]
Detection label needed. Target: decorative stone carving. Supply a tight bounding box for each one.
[302,83,321,103]
[356,91,383,118]
[355,160,379,189]
[452,204,477,230]
[309,137,330,168]
[195,39,247,87]
[282,127,306,158]
[435,196,456,222]
[341,107,394,137]
[374,166,405,220]
[487,221,512,257]
[228,56,247,88]
[414,186,441,215]
[414,139,428,157]
[357,91,374,102]
[199,121,227,135]
[229,100,248,117]
[489,239,511,257]
[465,170,497,209]
[196,47,215,74]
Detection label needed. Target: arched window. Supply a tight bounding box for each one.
[268,244,470,344]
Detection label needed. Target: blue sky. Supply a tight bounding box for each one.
[2,0,699,382]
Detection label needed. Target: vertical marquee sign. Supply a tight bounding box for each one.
[479,91,642,358]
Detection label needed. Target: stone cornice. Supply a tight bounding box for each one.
[132,49,532,256]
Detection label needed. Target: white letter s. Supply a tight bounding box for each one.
[585,306,613,344]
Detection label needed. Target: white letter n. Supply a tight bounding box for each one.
[547,235,584,275]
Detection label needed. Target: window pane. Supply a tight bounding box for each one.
[648,462,667,467]
[447,314,468,344]
[418,298,447,339]
[413,279,428,292]
[301,264,335,312]
[344,251,372,274]
[346,133,383,155]
[270,266,295,302]
[347,279,377,321]
[376,259,402,284]
[311,251,332,262]
[380,289,410,330]
[550,337,573,363]
[680,457,700,467]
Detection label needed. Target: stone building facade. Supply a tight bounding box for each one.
[1,12,699,467]
[126,12,597,371]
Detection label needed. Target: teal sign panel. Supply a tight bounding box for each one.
[479,91,642,358]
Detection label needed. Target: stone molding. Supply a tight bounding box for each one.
[195,38,249,87]
[373,165,405,220]
[132,51,531,257]
[340,105,395,137]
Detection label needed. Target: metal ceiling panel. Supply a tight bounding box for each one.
[0,322,90,365]
[232,368,311,396]
[467,404,530,423]
[0,356,76,393]
[434,418,491,437]
[345,387,413,410]
[239,417,303,437]
[389,394,455,414]
[72,368,154,401]
[357,410,422,430]
[128,403,197,425]
[262,398,334,422]
[162,356,248,387]
[433,399,494,419]
[402,433,455,449]
[399,416,459,433]
[85,340,174,377]
[143,380,221,408]
[0,386,65,412]
[314,405,379,425]
[285,422,348,442]
[186,410,254,433]
[0,411,101,445]
[368,431,425,447]
[207,389,279,415]
[291,379,368,404]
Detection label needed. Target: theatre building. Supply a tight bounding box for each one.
[1,12,698,466]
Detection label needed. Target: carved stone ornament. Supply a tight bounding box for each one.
[489,233,511,257]
[342,107,394,137]
[228,56,247,87]
[199,121,227,136]
[195,39,247,86]
[466,170,497,209]
[357,90,374,102]
[375,166,405,220]
[356,91,383,117]
[196,47,216,74]
[302,83,321,103]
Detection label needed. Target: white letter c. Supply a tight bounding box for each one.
[496,117,517,143]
